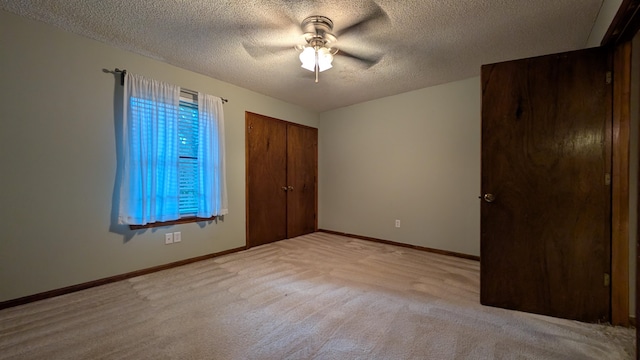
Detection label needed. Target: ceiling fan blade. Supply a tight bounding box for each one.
[336,1,389,37]
[270,9,301,30]
[242,42,295,59]
[335,49,383,68]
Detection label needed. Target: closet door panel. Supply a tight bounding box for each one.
[287,124,318,238]
[246,113,288,247]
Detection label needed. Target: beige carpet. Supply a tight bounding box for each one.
[0,232,635,359]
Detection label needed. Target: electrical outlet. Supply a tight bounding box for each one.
[165,233,174,244]
[395,219,401,228]
[173,231,181,243]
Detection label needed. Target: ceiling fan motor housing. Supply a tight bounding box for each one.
[302,15,337,48]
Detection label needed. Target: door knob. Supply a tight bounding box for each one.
[282,186,288,191]
[288,186,294,191]
[482,193,495,203]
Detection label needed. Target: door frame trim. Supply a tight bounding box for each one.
[602,0,640,47]
[612,42,632,327]
[602,0,640,328]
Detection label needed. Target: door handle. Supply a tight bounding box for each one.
[481,193,495,203]
[288,186,294,191]
[282,186,288,191]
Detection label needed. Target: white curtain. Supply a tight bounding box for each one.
[119,73,181,225]
[197,93,228,217]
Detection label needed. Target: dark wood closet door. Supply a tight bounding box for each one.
[480,47,612,322]
[287,124,318,238]
[246,112,318,247]
[246,112,287,247]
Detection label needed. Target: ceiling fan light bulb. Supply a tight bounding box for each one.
[299,47,316,72]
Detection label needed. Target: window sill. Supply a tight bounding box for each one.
[129,216,217,230]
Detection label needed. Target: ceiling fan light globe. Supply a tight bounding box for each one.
[318,62,332,72]
[299,47,316,72]
[301,62,316,72]
[317,47,333,72]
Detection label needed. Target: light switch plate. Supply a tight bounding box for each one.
[173,232,181,243]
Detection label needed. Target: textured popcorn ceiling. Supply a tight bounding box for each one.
[1,0,606,112]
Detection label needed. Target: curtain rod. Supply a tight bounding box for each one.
[114,68,228,103]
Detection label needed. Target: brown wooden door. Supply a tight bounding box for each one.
[287,124,318,238]
[480,47,612,322]
[246,112,288,247]
[246,112,318,247]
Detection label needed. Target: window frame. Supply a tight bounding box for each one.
[129,215,216,230]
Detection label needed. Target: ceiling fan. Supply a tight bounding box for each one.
[242,4,388,83]
[297,15,339,83]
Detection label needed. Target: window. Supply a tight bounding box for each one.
[178,95,199,217]
[118,73,228,228]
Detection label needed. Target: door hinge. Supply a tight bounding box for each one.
[605,173,611,186]
[606,71,612,84]
[604,273,611,287]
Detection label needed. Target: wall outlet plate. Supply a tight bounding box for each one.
[395,220,401,228]
[165,233,174,244]
[173,232,181,243]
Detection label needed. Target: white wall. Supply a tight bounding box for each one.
[0,10,318,302]
[318,78,481,256]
